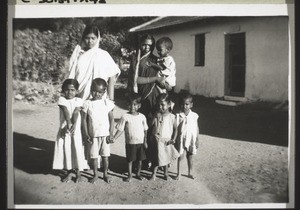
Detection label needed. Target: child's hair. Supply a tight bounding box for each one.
[91,78,107,91]
[179,92,193,106]
[62,79,79,92]
[82,25,100,39]
[127,92,142,104]
[157,93,171,104]
[156,37,173,51]
[140,34,156,52]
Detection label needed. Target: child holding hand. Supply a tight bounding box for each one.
[150,93,180,181]
[52,79,87,183]
[175,92,200,180]
[81,78,115,184]
[114,93,148,182]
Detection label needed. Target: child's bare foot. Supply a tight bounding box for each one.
[124,177,131,182]
[61,174,72,183]
[164,175,172,181]
[89,176,98,183]
[187,174,196,180]
[104,176,112,183]
[75,176,84,183]
[175,175,180,181]
[136,175,145,181]
[149,175,156,181]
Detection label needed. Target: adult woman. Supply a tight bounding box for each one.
[131,34,165,170]
[132,34,165,122]
[68,25,120,100]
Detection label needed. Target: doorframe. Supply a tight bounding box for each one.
[224,31,246,97]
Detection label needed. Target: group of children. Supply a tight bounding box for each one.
[52,36,200,184]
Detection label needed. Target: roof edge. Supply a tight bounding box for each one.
[129,16,165,33]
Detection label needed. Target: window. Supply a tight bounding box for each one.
[195,34,205,66]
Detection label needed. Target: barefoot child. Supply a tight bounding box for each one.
[52,79,87,183]
[81,78,115,183]
[114,93,148,182]
[175,92,200,180]
[150,93,179,181]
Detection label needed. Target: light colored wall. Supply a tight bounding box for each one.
[150,17,289,102]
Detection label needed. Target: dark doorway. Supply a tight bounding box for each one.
[225,32,246,97]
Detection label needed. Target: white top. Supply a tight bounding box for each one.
[82,99,115,137]
[57,96,83,129]
[68,45,120,100]
[116,112,148,144]
[157,55,176,87]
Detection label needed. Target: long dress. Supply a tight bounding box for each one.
[151,113,180,166]
[52,97,88,171]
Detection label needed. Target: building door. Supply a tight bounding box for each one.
[225,33,246,97]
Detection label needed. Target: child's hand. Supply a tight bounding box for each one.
[143,142,148,149]
[106,136,114,144]
[86,136,93,144]
[195,140,200,149]
[69,124,76,135]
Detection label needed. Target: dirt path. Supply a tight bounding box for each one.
[11,100,288,206]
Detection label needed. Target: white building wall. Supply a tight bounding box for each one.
[150,16,289,102]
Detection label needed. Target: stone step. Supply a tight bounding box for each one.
[215,99,240,106]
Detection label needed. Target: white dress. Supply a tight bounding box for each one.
[176,110,199,155]
[52,97,88,171]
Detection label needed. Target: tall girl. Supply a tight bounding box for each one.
[150,93,179,181]
[52,79,87,183]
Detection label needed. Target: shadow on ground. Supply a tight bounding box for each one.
[13,132,55,174]
[115,88,288,147]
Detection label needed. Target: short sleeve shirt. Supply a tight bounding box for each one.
[82,99,115,137]
[116,112,148,144]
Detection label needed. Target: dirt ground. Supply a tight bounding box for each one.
[11,90,289,207]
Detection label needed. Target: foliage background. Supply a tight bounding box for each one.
[13,17,154,104]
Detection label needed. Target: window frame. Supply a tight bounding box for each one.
[195,33,205,67]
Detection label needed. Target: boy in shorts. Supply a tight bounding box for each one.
[81,78,115,183]
[114,93,148,182]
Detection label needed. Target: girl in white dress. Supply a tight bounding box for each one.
[175,92,200,180]
[150,93,179,181]
[52,79,87,183]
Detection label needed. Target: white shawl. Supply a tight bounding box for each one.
[68,33,120,100]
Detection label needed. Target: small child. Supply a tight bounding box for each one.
[114,93,148,182]
[150,93,180,181]
[81,78,115,183]
[52,79,87,183]
[154,37,176,94]
[175,92,200,180]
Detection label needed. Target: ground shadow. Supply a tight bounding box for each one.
[109,153,127,175]
[13,132,55,174]
[179,95,288,147]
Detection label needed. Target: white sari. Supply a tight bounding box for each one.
[68,34,120,100]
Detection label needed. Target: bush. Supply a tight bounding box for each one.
[13,19,86,84]
[13,80,61,104]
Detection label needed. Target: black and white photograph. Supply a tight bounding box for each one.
[7,2,295,209]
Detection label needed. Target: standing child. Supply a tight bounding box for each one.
[114,93,148,182]
[175,92,200,180]
[81,78,115,183]
[52,79,87,183]
[150,93,180,181]
[152,37,176,94]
